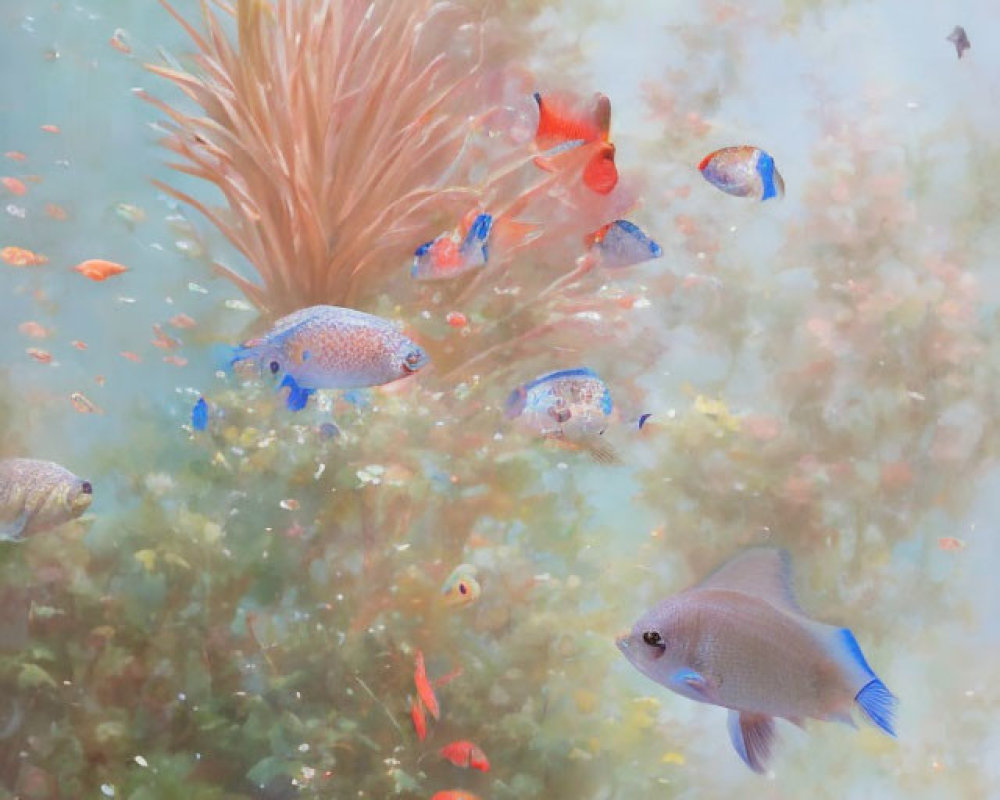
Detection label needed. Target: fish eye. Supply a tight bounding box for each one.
[80,481,93,495]
[406,351,422,365]
[269,360,280,374]
[642,630,665,650]
[459,582,468,595]
[403,350,424,373]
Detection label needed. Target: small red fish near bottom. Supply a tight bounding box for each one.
[446,312,468,328]
[414,650,440,720]
[163,355,188,367]
[71,340,87,351]
[410,696,427,742]
[439,741,490,772]
[938,537,966,551]
[120,351,142,363]
[431,792,482,800]
[26,348,52,364]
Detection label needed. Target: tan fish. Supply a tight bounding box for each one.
[0,458,93,541]
[617,548,897,773]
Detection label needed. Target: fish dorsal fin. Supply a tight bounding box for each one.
[694,547,802,614]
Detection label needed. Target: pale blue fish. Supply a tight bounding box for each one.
[616,548,896,773]
[589,220,663,269]
[504,367,618,463]
[411,213,493,281]
[699,146,784,202]
[228,305,429,411]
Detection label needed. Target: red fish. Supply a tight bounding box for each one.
[2,177,27,196]
[410,696,427,741]
[439,741,490,772]
[73,259,129,281]
[533,91,618,195]
[414,650,440,720]
[431,792,481,800]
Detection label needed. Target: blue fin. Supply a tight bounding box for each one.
[669,669,715,703]
[461,213,493,263]
[522,367,600,392]
[191,397,208,431]
[757,153,777,201]
[839,628,876,681]
[599,387,613,415]
[504,386,528,420]
[727,710,775,774]
[280,374,314,412]
[638,413,653,430]
[855,678,897,737]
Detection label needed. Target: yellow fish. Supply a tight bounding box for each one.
[441,564,481,607]
[0,458,93,541]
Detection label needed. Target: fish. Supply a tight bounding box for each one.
[947,26,970,59]
[1,178,27,197]
[504,367,618,464]
[410,696,427,741]
[411,213,493,281]
[191,397,208,431]
[17,321,49,339]
[228,305,429,412]
[1,247,47,267]
[699,146,785,202]
[26,348,52,364]
[73,259,129,281]
[441,564,482,607]
[587,220,663,269]
[169,313,197,329]
[533,91,618,194]
[0,458,93,541]
[439,740,490,772]
[413,649,440,720]
[430,792,481,800]
[69,392,102,414]
[616,548,897,774]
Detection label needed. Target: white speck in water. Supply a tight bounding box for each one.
[100,784,115,798]
[178,693,186,701]
[6,205,26,218]
[225,298,253,311]
[666,408,677,418]
[633,296,651,308]
[116,296,137,304]
[314,463,326,480]
[557,462,568,470]
[394,543,411,552]
[298,743,310,753]
[188,282,208,294]
[134,755,148,768]
[906,101,920,110]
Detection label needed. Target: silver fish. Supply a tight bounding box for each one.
[616,548,897,773]
[0,458,93,541]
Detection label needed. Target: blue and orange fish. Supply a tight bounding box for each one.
[227,305,429,411]
[534,91,619,195]
[617,548,897,773]
[412,213,493,281]
[699,146,784,202]
[505,367,618,463]
[587,220,663,269]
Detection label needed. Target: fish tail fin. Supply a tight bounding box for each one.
[586,439,621,465]
[280,374,314,412]
[855,678,898,737]
[757,153,782,201]
[727,710,776,774]
[213,342,254,373]
[460,213,493,264]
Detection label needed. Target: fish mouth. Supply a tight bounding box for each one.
[615,631,630,652]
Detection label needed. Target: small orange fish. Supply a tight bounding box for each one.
[163,355,188,367]
[431,792,481,800]
[120,351,142,363]
[410,696,427,741]
[2,247,47,266]
[69,392,102,414]
[40,124,60,134]
[45,203,68,221]
[26,348,52,364]
[439,741,490,772]
[109,29,132,54]
[168,313,197,329]
[446,312,467,328]
[938,537,966,551]
[71,340,87,351]
[4,152,27,162]
[1,177,27,196]
[414,650,440,720]
[73,259,129,281]
[534,91,618,195]
[18,321,49,339]
[151,324,181,350]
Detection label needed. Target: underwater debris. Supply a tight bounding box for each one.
[946,26,970,59]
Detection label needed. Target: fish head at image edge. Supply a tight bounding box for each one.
[398,339,430,377]
[616,600,692,692]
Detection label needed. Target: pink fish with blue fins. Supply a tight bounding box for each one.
[699,146,785,202]
[617,548,897,773]
[587,220,663,269]
[227,305,429,411]
[411,213,493,281]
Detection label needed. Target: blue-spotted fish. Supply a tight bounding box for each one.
[587,220,663,269]
[504,367,618,463]
[699,146,784,202]
[0,458,93,541]
[616,548,897,773]
[411,213,493,281]
[228,305,429,411]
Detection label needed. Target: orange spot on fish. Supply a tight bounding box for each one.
[163,355,188,367]
[26,348,52,364]
[410,696,427,741]
[69,392,102,414]
[938,537,966,551]
[168,313,197,329]
[71,340,87,351]
[18,321,49,339]
[40,125,60,134]
[446,311,467,328]
[1,177,27,196]
[4,152,27,162]
[2,246,48,267]
[45,203,68,221]
[413,650,440,720]
[439,741,490,772]
[120,351,142,363]
[73,259,129,281]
